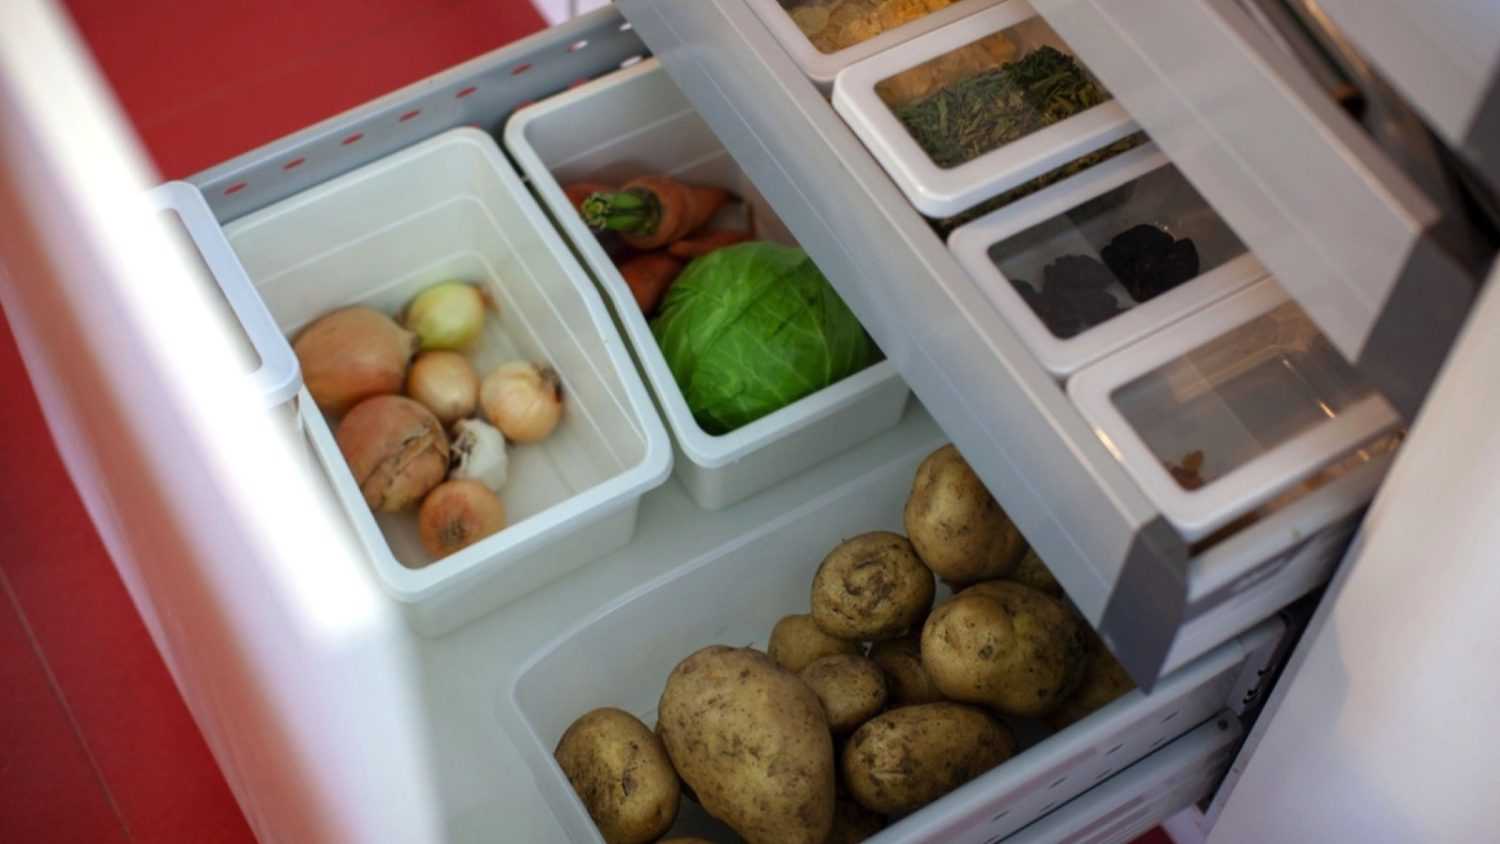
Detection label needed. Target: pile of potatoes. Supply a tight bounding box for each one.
[553,445,1135,844]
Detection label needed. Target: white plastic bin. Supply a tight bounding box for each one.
[507,436,1279,843]
[832,0,1136,218]
[505,60,910,511]
[1068,279,1401,542]
[745,0,1004,90]
[224,127,673,636]
[948,143,1266,379]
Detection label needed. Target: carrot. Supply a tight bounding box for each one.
[563,181,614,213]
[581,176,732,250]
[618,252,685,315]
[668,230,752,260]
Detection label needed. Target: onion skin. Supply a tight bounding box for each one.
[404,282,487,351]
[335,395,449,512]
[406,351,479,425]
[481,362,565,444]
[295,307,418,415]
[418,479,507,559]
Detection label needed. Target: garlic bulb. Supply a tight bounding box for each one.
[449,418,509,492]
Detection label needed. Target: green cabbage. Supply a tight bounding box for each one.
[651,242,880,435]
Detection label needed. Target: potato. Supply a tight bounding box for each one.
[658,646,835,844]
[868,633,946,708]
[843,702,1014,816]
[1007,548,1063,598]
[1047,636,1135,731]
[800,655,889,734]
[554,708,680,844]
[921,581,1088,718]
[658,840,715,844]
[826,798,886,843]
[811,532,935,642]
[904,445,1027,585]
[768,614,862,673]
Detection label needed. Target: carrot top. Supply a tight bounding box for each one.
[581,187,662,235]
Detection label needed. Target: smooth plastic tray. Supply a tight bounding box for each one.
[1068,278,1400,541]
[832,0,1136,218]
[948,143,1266,379]
[745,0,1004,91]
[505,60,911,511]
[224,127,672,636]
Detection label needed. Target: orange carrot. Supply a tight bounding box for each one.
[668,230,752,260]
[581,176,732,250]
[564,181,614,212]
[618,252,685,315]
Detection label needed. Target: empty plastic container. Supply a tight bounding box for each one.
[505,60,910,511]
[833,0,1136,217]
[224,127,673,636]
[1068,278,1401,541]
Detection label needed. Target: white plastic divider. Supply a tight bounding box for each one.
[832,0,1136,218]
[948,143,1266,379]
[505,60,911,511]
[224,127,673,636]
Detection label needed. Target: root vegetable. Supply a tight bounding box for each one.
[404,282,487,351]
[564,181,615,212]
[667,229,751,260]
[618,252,684,315]
[417,479,507,559]
[481,362,564,443]
[582,176,731,250]
[406,351,479,424]
[294,307,418,415]
[449,418,509,492]
[335,395,449,511]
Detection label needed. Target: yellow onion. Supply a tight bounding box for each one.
[481,361,564,444]
[406,351,479,425]
[294,307,418,415]
[404,282,487,351]
[417,479,506,559]
[335,395,449,512]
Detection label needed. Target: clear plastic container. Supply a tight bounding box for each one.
[949,143,1266,377]
[224,128,673,637]
[1068,279,1401,541]
[833,0,1136,217]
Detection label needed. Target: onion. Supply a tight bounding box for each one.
[294,307,418,415]
[481,361,564,444]
[449,418,509,491]
[417,479,506,559]
[406,351,479,424]
[404,282,487,351]
[335,395,449,512]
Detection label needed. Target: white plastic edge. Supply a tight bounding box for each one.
[947,143,1268,378]
[831,0,1137,218]
[1067,278,1402,541]
[503,59,908,471]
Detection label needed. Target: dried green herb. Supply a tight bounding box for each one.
[893,46,1110,170]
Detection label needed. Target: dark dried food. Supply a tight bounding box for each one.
[1101,224,1201,302]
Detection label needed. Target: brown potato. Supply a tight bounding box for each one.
[843,703,1014,816]
[555,708,680,844]
[811,532,935,642]
[826,798,886,843]
[1047,636,1136,731]
[904,445,1027,585]
[921,581,1089,718]
[658,839,716,844]
[800,655,889,734]
[1007,548,1063,598]
[868,633,946,708]
[658,646,835,844]
[768,614,862,673]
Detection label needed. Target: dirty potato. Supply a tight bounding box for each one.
[921,581,1088,718]
[904,445,1027,585]
[657,646,835,844]
[1047,635,1135,731]
[1007,548,1063,598]
[811,532,935,642]
[826,798,886,843]
[800,655,889,734]
[769,613,863,673]
[555,708,680,844]
[843,702,1015,816]
[868,633,946,708]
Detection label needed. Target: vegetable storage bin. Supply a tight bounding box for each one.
[1068,278,1401,542]
[505,59,911,511]
[948,142,1267,379]
[745,0,1005,91]
[832,0,1136,218]
[224,127,673,637]
[506,434,1281,843]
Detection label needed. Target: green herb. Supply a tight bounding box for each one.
[893,46,1111,170]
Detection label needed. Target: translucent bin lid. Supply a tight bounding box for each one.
[1068,279,1401,540]
[785,0,961,54]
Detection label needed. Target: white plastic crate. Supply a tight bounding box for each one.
[507,435,1279,843]
[745,0,1005,90]
[832,0,1136,218]
[505,60,911,511]
[224,127,672,636]
[948,143,1267,379]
